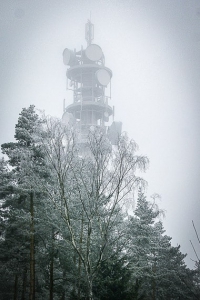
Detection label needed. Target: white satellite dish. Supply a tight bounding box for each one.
[63,48,76,65]
[96,69,111,86]
[85,44,103,61]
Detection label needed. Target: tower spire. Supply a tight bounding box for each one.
[85,19,94,46]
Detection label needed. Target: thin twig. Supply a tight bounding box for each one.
[190,240,200,261]
[192,220,200,244]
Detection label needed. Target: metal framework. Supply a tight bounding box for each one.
[62,20,122,145]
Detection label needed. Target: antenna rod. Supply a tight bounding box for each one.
[85,19,94,46]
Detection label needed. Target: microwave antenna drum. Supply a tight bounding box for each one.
[85,44,103,61]
[96,69,111,86]
[63,48,76,66]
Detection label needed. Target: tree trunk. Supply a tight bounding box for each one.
[78,213,84,300]
[49,229,54,300]
[13,274,18,300]
[72,250,77,297]
[61,270,66,300]
[29,191,35,300]
[86,221,93,300]
[60,292,65,300]
[88,278,93,300]
[21,267,27,300]
[152,262,156,300]
[49,257,53,300]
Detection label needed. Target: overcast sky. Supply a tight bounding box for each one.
[0,0,200,268]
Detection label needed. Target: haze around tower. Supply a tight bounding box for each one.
[0,0,200,268]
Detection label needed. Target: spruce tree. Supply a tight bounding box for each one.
[127,191,195,299]
[0,106,53,299]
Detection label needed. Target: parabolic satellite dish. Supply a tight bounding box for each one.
[85,44,103,61]
[63,48,76,65]
[96,69,111,86]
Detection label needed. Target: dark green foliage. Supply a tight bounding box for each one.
[127,191,198,300]
[93,254,132,300]
[0,106,50,299]
[14,105,39,146]
[1,106,200,299]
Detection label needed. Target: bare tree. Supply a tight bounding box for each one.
[37,118,149,300]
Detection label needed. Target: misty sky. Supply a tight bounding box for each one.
[0,0,200,268]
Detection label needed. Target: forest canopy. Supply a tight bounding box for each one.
[0,105,199,300]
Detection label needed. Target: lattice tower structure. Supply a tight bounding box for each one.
[62,20,114,145]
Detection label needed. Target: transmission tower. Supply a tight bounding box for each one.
[62,20,122,145]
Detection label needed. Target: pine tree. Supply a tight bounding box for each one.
[2,105,199,299]
[127,191,195,299]
[0,106,55,299]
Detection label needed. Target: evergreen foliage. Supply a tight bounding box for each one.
[0,105,199,299]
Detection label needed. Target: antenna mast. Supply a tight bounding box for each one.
[85,19,94,46]
[62,20,122,146]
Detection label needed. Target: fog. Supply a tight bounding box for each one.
[0,0,200,268]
